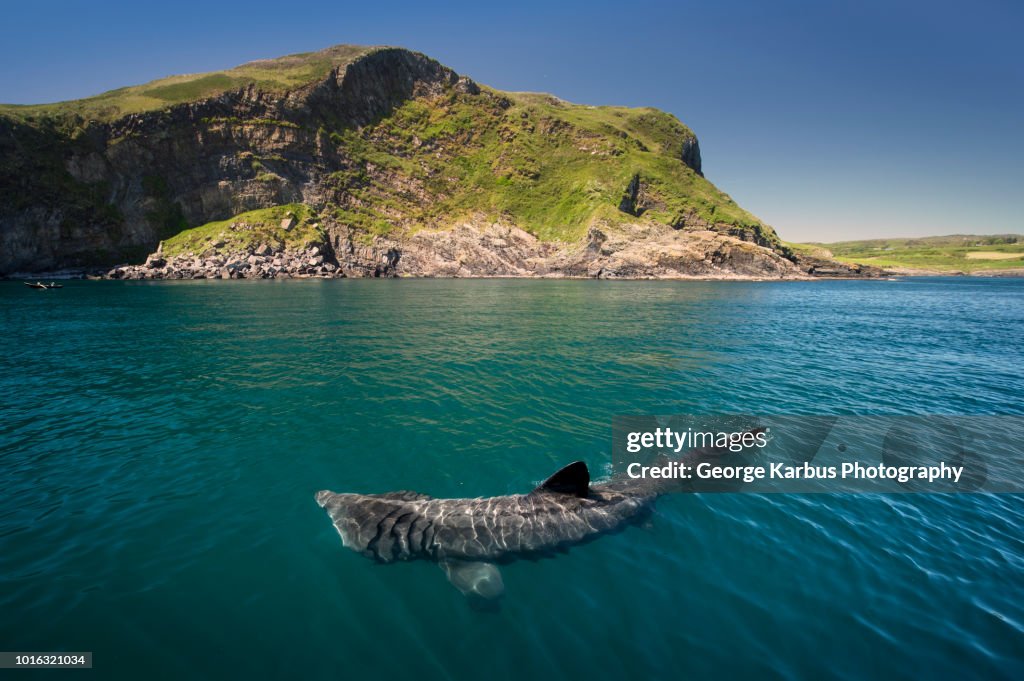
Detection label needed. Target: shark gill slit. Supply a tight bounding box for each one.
[366,506,403,560]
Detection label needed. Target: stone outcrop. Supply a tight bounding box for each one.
[681,137,702,176]
[783,249,883,278]
[106,244,339,280]
[103,216,864,280]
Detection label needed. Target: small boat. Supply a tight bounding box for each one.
[24,281,63,290]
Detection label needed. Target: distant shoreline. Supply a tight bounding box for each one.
[881,267,1024,278]
[788,234,1024,277]
[5,268,1021,282]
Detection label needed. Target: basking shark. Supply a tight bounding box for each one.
[316,436,760,602]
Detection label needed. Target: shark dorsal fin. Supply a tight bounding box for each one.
[534,461,590,497]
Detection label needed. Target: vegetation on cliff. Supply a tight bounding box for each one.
[323,88,768,244]
[0,44,789,275]
[161,204,323,257]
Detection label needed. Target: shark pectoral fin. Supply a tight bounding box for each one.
[439,559,505,600]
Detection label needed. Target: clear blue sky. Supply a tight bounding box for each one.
[1,0,1020,242]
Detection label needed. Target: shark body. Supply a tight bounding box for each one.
[316,437,758,601]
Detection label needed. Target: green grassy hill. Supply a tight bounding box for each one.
[0,44,785,274]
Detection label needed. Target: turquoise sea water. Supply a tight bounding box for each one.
[1,277,1022,680]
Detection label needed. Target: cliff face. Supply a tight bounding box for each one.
[1,48,466,272]
[0,45,862,278]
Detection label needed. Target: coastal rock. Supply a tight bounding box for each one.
[786,251,884,278]
[104,212,887,281]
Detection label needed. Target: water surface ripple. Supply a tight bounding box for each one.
[1,278,1022,680]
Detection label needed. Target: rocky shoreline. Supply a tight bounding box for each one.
[87,218,884,281]
[52,259,1017,281]
[105,243,343,280]
[0,217,903,282]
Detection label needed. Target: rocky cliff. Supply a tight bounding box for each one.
[0,45,871,279]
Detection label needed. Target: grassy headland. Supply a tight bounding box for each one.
[0,44,788,275]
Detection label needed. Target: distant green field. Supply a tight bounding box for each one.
[794,235,1024,273]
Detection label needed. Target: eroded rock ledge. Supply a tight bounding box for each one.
[104,219,880,280]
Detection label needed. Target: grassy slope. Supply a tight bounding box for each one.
[2,44,776,253]
[799,235,1024,272]
[162,204,323,257]
[0,45,373,121]
[323,88,768,244]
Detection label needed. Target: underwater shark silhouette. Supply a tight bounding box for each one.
[316,434,761,601]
